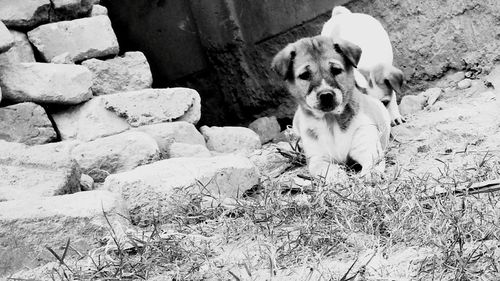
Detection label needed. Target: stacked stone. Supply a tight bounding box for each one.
[0,1,289,275]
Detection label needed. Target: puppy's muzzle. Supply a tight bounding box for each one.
[318,90,336,111]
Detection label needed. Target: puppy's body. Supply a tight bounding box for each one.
[272,36,390,180]
[321,6,405,126]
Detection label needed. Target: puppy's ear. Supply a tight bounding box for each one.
[271,44,296,81]
[385,66,404,93]
[334,38,362,68]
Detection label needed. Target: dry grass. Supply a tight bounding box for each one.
[36,143,500,281]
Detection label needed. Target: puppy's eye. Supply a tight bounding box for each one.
[298,71,311,80]
[330,66,343,76]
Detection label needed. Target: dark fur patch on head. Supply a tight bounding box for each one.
[306,128,319,140]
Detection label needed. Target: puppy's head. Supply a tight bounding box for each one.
[359,64,404,106]
[272,35,361,116]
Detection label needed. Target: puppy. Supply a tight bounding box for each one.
[272,36,390,182]
[321,6,405,126]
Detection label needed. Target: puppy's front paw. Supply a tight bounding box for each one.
[309,161,348,185]
[391,116,406,126]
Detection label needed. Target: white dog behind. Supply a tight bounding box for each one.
[321,6,405,126]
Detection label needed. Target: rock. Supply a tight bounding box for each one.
[80,174,94,191]
[82,51,153,96]
[399,95,427,116]
[0,190,129,274]
[71,131,160,182]
[51,0,97,21]
[0,30,36,65]
[0,63,92,104]
[103,88,201,126]
[104,155,259,225]
[248,116,281,144]
[27,15,119,62]
[0,102,57,145]
[90,4,108,16]
[421,87,443,107]
[51,96,130,141]
[168,143,211,158]
[200,126,262,153]
[248,142,294,179]
[457,78,472,89]
[429,101,447,112]
[135,121,206,156]
[486,65,500,90]
[0,141,81,201]
[0,0,50,28]
[0,20,14,53]
[447,71,465,84]
[50,52,73,64]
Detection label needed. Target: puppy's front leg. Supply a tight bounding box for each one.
[388,92,405,126]
[348,125,385,177]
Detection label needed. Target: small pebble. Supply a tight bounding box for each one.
[457,79,472,89]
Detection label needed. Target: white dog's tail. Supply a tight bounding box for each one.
[331,6,352,17]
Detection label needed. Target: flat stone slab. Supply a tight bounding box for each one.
[104,155,259,225]
[82,51,153,96]
[135,121,206,156]
[71,131,160,182]
[52,96,131,141]
[201,126,262,153]
[0,102,56,145]
[0,141,81,201]
[0,62,92,104]
[0,190,129,275]
[0,20,14,53]
[103,88,202,126]
[27,15,119,62]
[0,30,36,65]
[0,0,50,28]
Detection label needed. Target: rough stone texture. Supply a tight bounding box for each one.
[0,190,129,275]
[420,88,443,107]
[0,20,13,53]
[52,96,130,141]
[81,51,153,96]
[0,63,92,104]
[80,173,94,191]
[457,78,472,89]
[399,95,427,116]
[0,0,50,28]
[104,155,259,225]
[90,4,108,16]
[486,65,500,91]
[0,30,36,65]
[0,141,81,201]
[103,88,201,126]
[71,131,160,182]
[168,143,211,158]
[50,52,74,64]
[248,116,281,144]
[0,102,57,145]
[27,15,119,62]
[201,126,262,153]
[135,121,206,156]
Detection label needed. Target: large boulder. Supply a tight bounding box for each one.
[0,190,129,275]
[82,51,153,96]
[0,30,36,65]
[51,96,130,141]
[103,88,201,126]
[104,155,259,225]
[0,0,50,28]
[135,121,206,156]
[0,63,92,104]
[27,15,119,62]
[71,131,161,182]
[201,126,262,153]
[0,20,13,53]
[0,141,81,201]
[0,102,56,145]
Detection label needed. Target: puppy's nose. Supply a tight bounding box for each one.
[318,91,335,108]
